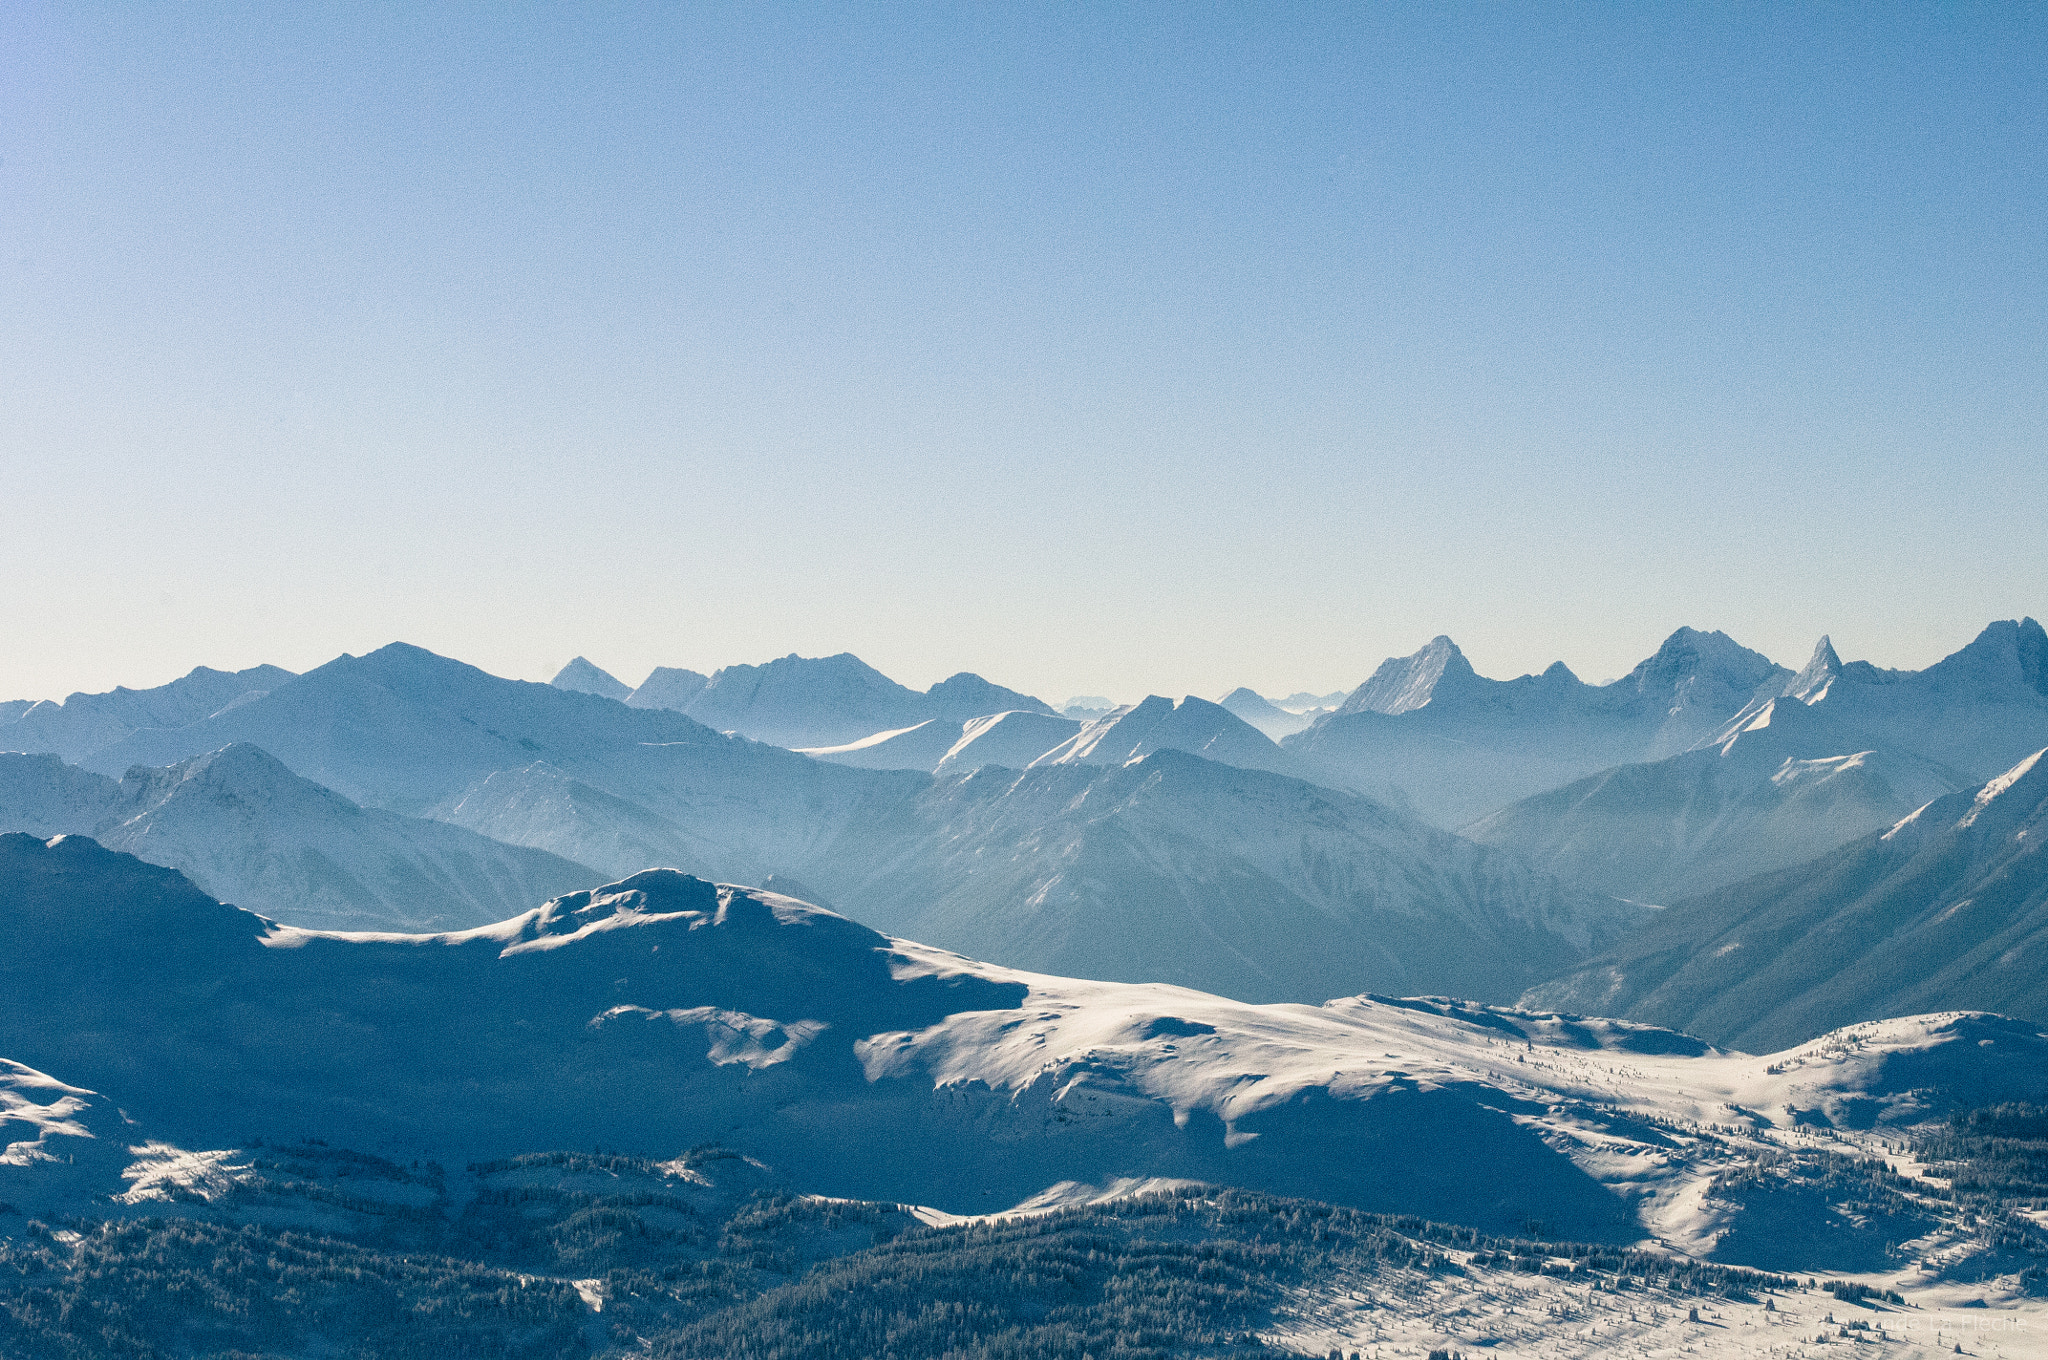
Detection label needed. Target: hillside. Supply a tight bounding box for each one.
[1522,747,2048,1051]
[808,749,1650,1004]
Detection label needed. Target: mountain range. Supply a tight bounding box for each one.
[560,651,1058,750]
[1466,621,2048,902]
[0,642,1641,1002]
[0,662,296,764]
[1285,628,1789,825]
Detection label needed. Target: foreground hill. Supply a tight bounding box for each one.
[0,745,600,930]
[810,750,1647,1004]
[1524,748,2048,1051]
[1287,628,1786,826]
[6,832,2045,1256]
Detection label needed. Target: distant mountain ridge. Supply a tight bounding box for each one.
[1706,619,2048,777]
[1034,695,1303,779]
[0,663,297,764]
[1216,687,1315,739]
[1467,620,2048,901]
[1286,627,1788,826]
[637,652,1056,750]
[1466,690,1977,901]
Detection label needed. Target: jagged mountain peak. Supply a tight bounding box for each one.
[1783,635,1846,702]
[2021,617,2048,695]
[1337,635,1474,716]
[550,656,631,702]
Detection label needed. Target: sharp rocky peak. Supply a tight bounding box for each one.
[1338,635,1474,716]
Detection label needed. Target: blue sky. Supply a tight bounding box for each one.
[4,3,2043,703]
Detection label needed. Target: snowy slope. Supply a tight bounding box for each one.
[805,711,1086,775]
[4,833,2044,1254]
[548,655,631,701]
[0,745,601,930]
[933,710,1082,773]
[1287,629,1786,826]
[1523,747,2048,1050]
[1466,693,1976,902]
[800,718,968,771]
[0,663,296,764]
[804,749,1650,1004]
[1034,695,1305,778]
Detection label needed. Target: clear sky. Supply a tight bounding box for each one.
[4,3,2043,706]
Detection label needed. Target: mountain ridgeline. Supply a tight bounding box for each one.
[8,620,2048,1031]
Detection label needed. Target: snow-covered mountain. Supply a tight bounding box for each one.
[5,832,2044,1254]
[1466,692,1976,902]
[1707,619,2048,778]
[0,663,296,764]
[1523,747,2048,1052]
[805,749,1649,1004]
[0,745,600,930]
[638,652,1055,750]
[1464,621,2048,901]
[1217,687,1314,739]
[548,655,631,701]
[934,709,1082,773]
[1033,695,1304,778]
[1286,629,1787,826]
[806,703,1292,781]
[57,644,1613,1002]
[1276,689,1347,713]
